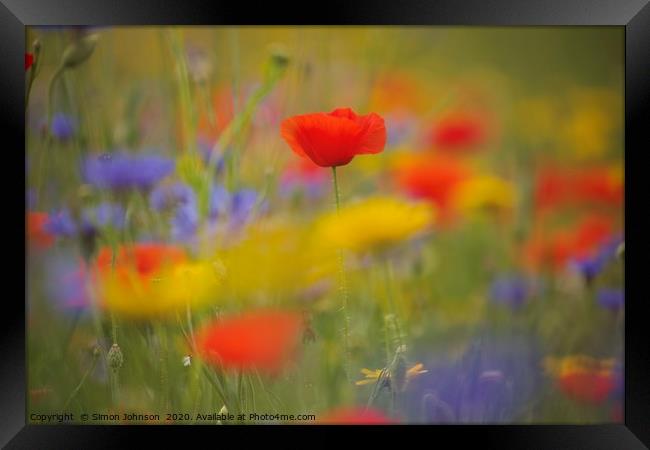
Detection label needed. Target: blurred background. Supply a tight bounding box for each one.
[25,26,624,424]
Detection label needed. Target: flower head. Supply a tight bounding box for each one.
[452,175,516,214]
[488,276,538,309]
[27,211,55,249]
[392,154,472,224]
[544,355,619,405]
[196,310,303,373]
[355,363,428,387]
[49,113,76,141]
[596,288,624,311]
[425,110,489,154]
[25,53,34,71]
[314,196,434,254]
[280,108,386,167]
[82,152,174,191]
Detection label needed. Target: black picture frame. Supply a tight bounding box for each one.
[3,1,649,447]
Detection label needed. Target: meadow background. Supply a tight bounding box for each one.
[25,26,624,424]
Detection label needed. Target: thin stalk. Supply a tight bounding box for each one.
[62,349,100,410]
[383,257,405,351]
[331,166,351,381]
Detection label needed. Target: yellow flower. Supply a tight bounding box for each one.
[543,355,617,378]
[216,219,337,304]
[452,175,516,214]
[355,363,428,386]
[99,260,220,319]
[314,196,435,254]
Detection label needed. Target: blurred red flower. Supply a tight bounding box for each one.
[534,166,623,211]
[95,243,187,280]
[425,110,490,154]
[522,214,615,271]
[558,371,616,405]
[317,407,394,425]
[280,108,386,167]
[393,155,472,224]
[27,211,55,250]
[197,310,303,374]
[25,53,34,71]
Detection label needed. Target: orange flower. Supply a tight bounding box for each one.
[27,211,55,250]
[392,154,472,224]
[280,108,386,167]
[197,310,303,374]
[196,86,236,144]
[534,166,623,211]
[317,407,394,425]
[522,214,615,271]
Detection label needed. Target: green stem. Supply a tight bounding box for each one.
[331,166,351,382]
[63,349,100,411]
[383,257,405,351]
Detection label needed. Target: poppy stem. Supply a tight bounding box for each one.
[331,166,352,382]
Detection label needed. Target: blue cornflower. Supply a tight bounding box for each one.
[50,113,76,140]
[231,189,258,225]
[208,185,231,220]
[569,235,623,282]
[81,203,126,233]
[488,275,536,309]
[44,209,77,237]
[82,152,174,191]
[404,333,542,423]
[150,182,196,211]
[596,288,624,311]
[172,202,200,241]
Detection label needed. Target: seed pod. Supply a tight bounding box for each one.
[61,34,99,69]
[107,343,124,370]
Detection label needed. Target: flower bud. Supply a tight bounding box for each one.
[61,34,99,69]
[107,343,124,370]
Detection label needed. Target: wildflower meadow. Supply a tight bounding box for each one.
[25,26,624,424]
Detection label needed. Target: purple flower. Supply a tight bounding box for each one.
[45,255,91,311]
[569,235,623,282]
[172,203,199,241]
[231,189,258,225]
[44,209,77,237]
[81,203,126,233]
[82,152,174,191]
[488,276,537,309]
[405,333,542,423]
[596,288,624,311]
[209,185,231,220]
[50,113,76,140]
[150,182,196,211]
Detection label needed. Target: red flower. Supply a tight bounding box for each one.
[558,371,616,405]
[25,53,34,71]
[534,166,623,211]
[522,214,615,271]
[27,211,55,250]
[317,407,394,425]
[280,108,386,167]
[95,243,187,280]
[197,310,303,374]
[425,111,489,154]
[393,155,472,224]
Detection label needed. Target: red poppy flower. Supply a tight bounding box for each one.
[425,111,489,154]
[280,108,386,167]
[558,371,616,405]
[393,155,472,224]
[95,243,187,280]
[197,310,303,374]
[522,214,615,271]
[317,407,394,425]
[25,53,34,71]
[534,166,623,211]
[27,211,55,249]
